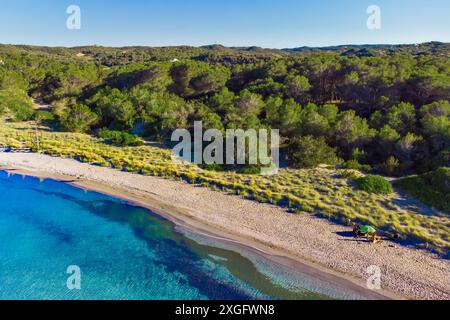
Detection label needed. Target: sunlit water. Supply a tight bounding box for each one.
[0,171,364,300]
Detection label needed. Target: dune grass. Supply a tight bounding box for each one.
[1,122,449,254]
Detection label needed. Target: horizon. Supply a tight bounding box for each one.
[1,40,448,50]
[1,0,449,48]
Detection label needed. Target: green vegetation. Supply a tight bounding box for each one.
[60,104,98,133]
[0,44,448,174]
[0,89,34,121]
[1,122,449,254]
[98,128,144,146]
[394,168,450,213]
[0,43,449,254]
[355,175,393,195]
[34,110,55,123]
[287,135,341,168]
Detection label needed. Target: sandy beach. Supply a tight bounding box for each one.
[1,153,449,300]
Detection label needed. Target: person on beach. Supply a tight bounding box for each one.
[353,224,381,243]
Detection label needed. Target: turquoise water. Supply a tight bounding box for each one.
[0,171,363,300]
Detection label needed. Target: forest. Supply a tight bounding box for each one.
[0,42,449,176]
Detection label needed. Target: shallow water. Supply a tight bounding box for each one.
[0,171,364,300]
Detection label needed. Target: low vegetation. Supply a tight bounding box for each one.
[394,168,450,213]
[355,175,393,195]
[0,89,34,121]
[98,128,144,146]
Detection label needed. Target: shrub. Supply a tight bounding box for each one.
[394,168,450,212]
[380,156,400,176]
[342,159,371,172]
[9,101,35,121]
[236,166,262,175]
[34,110,55,123]
[201,163,226,172]
[340,169,364,180]
[60,104,98,133]
[0,93,35,121]
[98,128,144,146]
[355,175,393,194]
[287,135,341,168]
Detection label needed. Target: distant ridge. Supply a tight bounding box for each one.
[1,41,448,64]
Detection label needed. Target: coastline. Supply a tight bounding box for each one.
[1,153,449,300]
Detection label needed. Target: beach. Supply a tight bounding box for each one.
[1,152,449,300]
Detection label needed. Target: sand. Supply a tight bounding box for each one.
[0,152,449,300]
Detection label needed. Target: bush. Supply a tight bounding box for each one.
[98,128,144,146]
[340,169,364,180]
[236,166,262,175]
[355,175,393,194]
[342,159,371,172]
[60,104,98,133]
[34,110,55,123]
[394,168,450,212]
[0,92,35,121]
[380,156,400,176]
[287,135,341,168]
[10,102,35,121]
[201,163,226,172]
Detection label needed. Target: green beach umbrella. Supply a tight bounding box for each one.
[361,225,376,234]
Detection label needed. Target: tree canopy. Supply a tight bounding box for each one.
[0,43,448,174]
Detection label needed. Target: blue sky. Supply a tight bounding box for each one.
[0,0,449,48]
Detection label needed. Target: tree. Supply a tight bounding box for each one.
[190,68,229,96]
[170,62,230,97]
[287,135,340,168]
[333,110,376,151]
[395,133,423,168]
[264,96,284,127]
[385,102,416,135]
[169,63,193,97]
[234,90,264,117]
[60,104,98,133]
[284,75,311,103]
[370,110,384,130]
[1,44,449,177]
[110,66,164,90]
[420,100,450,140]
[318,104,339,125]
[297,106,330,137]
[375,125,400,160]
[279,99,302,134]
[422,116,450,140]
[263,59,287,80]
[194,103,224,131]
[247,78,284,97]
[421,100,450,118]
[418,100,450,170]
[88,87,136,129]
[380,156,400,176]
[134,91,193,139]
[209,87,235,115]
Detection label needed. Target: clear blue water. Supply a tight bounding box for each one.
[0,171,364,300]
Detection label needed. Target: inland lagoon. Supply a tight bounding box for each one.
[0,170,375,300]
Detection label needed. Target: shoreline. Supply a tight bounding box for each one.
[1,153,449,300]
[2,167,394,300]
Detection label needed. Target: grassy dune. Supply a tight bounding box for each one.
[1,122,449,254]
[395,168,450,213]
